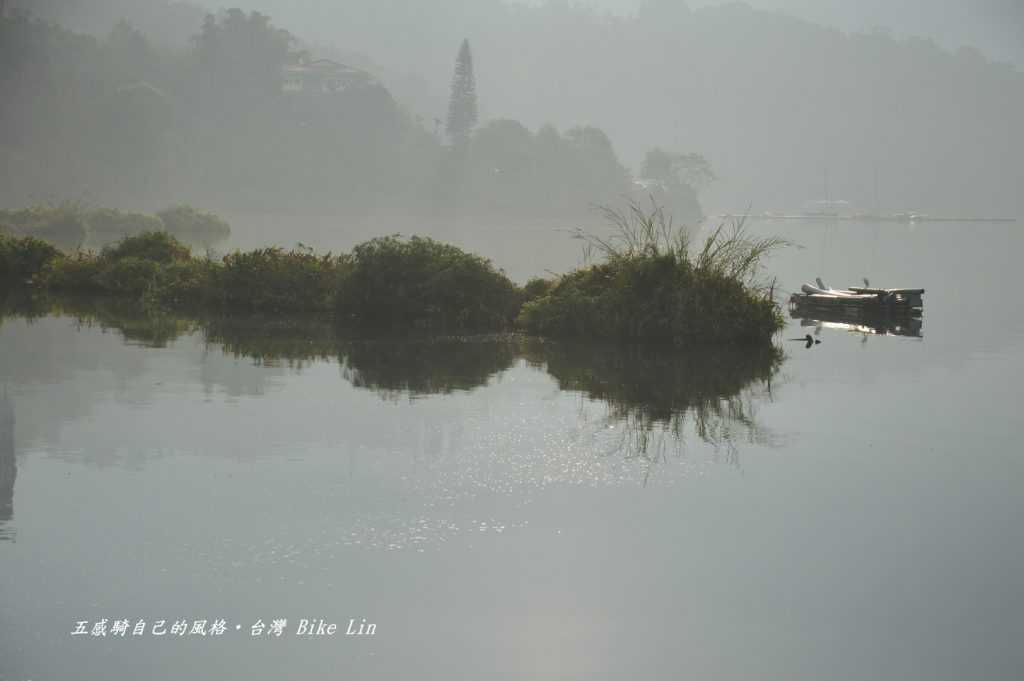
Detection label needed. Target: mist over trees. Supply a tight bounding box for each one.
[3,0,1021,219]
[1,8,676,220]
[7,0,210,47]
[195,0,1021,217]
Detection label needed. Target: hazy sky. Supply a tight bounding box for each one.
[584,0,1024,65]
[164,0,1023,66]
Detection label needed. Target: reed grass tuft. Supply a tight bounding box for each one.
[518,198,787,346]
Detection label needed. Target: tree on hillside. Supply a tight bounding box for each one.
[636,148,709,223]
[105,20,158,83]
[192,9,293,96]
[445,39,478,149]
[565,125,629,193]
[641,149,716,191]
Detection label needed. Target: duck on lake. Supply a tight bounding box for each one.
[789,334,821,348]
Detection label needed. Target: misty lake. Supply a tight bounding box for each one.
[1,218,1022,680]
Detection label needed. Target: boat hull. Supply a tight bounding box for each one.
[789,284,923,314]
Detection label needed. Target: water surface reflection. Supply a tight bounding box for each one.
[522,339,781,468]
[0,298,787,564]
[1,296,783,470]
[790,306,924,339]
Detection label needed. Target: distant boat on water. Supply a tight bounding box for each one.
[718,211,1015,223]
[719,195,1016,223]
[799,199,852,217]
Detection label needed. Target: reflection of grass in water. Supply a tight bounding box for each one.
[523,339,779,421]
[0,299,784,468]
[523,338,781,468]
[339,336,520,400]
[71,305,195,348]
[202,315,337,368]
[0,296,521,396]
[0,289,50,325]
[1,292,195,347]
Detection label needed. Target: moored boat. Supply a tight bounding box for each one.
[789,280,923,314]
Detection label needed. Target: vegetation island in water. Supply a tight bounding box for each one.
[0,200,785,348]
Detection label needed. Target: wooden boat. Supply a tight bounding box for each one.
[789,280,923,314]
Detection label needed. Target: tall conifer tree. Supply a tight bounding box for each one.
[445,39,478,149]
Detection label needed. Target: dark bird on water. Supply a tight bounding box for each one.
[788,334,821,348]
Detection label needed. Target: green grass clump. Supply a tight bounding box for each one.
[40,253,107,291]
[156,205,231,240]
[335,235,521,331]
[39,232,193,295]
[95,257,161,295]
[521,276,555,304]
[4,200,788,344]
[101,231,191,264]
[146,259,219,308]
[517,200,786,347]
[215,247,347,314]
[0,234,62,282]
[86,208,164,236]
[18,234,343,314]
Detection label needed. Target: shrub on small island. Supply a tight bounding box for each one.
[335,235,521,331]
[95,257,161,295]
[146,260,219,308]
[521,276,555,304]
[5,200,787,346]
[41,253,106,292]
[101,231,191,264]
[41,232,192,294]
[0,234,62,282]
[517,201,785,347]
[214,247,348,313]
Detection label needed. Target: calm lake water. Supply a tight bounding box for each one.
[1,219,1023,680]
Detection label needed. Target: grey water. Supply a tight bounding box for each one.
[1,219,1023,681]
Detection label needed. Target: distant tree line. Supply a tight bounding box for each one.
[0,9,706,222]
[211,0,1023,218]
[11,0,1024,217]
